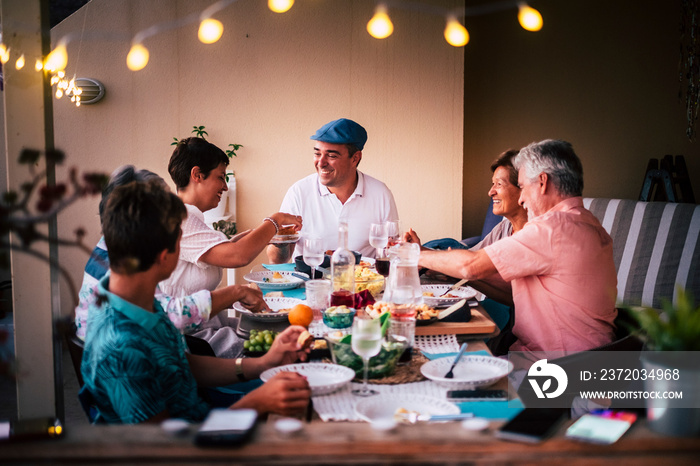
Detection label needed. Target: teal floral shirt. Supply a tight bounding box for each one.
[81,275,211,424]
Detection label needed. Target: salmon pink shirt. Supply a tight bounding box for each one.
[484,197,617,353]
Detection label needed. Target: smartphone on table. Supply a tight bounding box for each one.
[194,408,258,446]
[565,410,637,444]
[495,407,566,443]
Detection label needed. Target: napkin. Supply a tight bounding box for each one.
[262,264,306,299]
[262,263,296,272]
[457,398,524,420]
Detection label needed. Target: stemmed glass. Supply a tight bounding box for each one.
[351,314,382,397]
[385,220,401,247]
[369,223,388,258]
[303,237,324,279]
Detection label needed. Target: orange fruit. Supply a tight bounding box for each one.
[288,303,314,328]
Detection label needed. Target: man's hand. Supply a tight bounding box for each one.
[260,325,310,369]
[232,372,310,416]
[403,228,422,245]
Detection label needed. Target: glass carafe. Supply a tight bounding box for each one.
[384,242,422,305]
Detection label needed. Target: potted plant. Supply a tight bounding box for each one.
[172,126,241,238]
[623,288,700,436]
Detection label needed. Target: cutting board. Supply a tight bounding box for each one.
[415,308,497,336]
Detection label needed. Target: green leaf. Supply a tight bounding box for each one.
[171,137,180,146]
[18,149,41,165]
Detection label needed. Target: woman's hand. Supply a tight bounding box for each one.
[260,325,310,369]
[271,212,303,231]
[232,371,310,416]
[237,285,269,313]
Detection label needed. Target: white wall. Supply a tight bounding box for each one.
[51,0,464,314]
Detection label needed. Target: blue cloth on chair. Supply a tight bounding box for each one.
[479,299,512,331]
[423,238,469,250]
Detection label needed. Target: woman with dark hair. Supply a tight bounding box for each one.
[159,138,301,357]
[74,165,266,340]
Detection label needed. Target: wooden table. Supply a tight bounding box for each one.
[415,305,498,337]
[2,418,698,464]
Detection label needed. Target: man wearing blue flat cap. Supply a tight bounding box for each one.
[267,118,398,263]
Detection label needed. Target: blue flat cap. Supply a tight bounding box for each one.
[310,118,367,150]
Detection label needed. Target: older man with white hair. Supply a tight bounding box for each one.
[418,139,617,353]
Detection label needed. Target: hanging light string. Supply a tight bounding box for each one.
[0,0,543,97]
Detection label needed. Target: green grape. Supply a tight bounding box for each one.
[254,345,263,352]
[264,344,271,352]
[243,340,251,349]
[264,334,274,345]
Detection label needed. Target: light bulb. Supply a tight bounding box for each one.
[55,88,63,99]
[518,3,543,32]
[268,0,294,13]
[367,5,393,39]
[35,59,43,71]
[44,44,68,72]
[444,17,469,47]
[0,44,9,64]
[127,43,149,71]
[198,18,224,44]
[15,54,25,69]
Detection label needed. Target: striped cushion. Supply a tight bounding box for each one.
[583,198,700,309]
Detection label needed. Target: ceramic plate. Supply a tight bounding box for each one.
[269,233,301,244]
[420,355,513,389]
[243,271,305,290]
[260,363,355,396]
[421,285,478,307]
[233,296,302,321]
[354,394,459,423]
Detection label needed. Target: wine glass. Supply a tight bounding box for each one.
[369,223,388,258]
[385,220,401,247]
[303,237,324,279]
[351,315,382,397]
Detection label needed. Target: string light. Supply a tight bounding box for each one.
[268,0,294,14]
[198,18,224,44]
[44,43,68,72]
[0,44,10,64]
[518,3,543,32]
[444,16,469,47]
[35,59,43,71]
[127,43,149,71]
[367,4,394,40]
[15,54,25,69]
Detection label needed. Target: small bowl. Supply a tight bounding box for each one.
[323,306,356,328]
[325,334,406,379]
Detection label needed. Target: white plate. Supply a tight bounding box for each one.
[260,363,355,396]
[243,271,305,290]
[421,284,478,307]
[354,394,459,423]
[269,233,301,244]
[420,355,513,389]
[233,297,303,318]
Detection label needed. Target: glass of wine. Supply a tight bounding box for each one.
[303,237,324,279]
[351,314,382,397]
